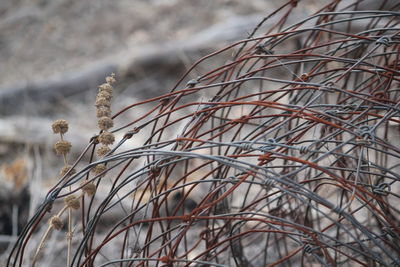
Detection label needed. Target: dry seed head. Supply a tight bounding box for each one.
[95,97,111,108]
[59,165,76,177]
[92,163,107,175]
[99,131,115,145]
[52,119,69,134]
[105,74,116,84]
[49,216,63,230]
[97,90,112,101]
[99,83,113,94]
[96,107,111,118]
[98,116,114,130]
[97,145,111,157]
[54,140,71,155]
[64,195,80,210]
[81,181,96,196]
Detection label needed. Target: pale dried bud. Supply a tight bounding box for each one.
[98,131,115,145]
[105,74,116,85]
[49,216,63,230]
[97,146,111,157]
[99,83,113,94]
[64,195,80,210]
[96,107,111,118]
[97,90,112,101]
[95,97,111,108]
[54,140,71,155]
[98,116,113,130]
[92,163,106,175]
[81,181,96,196]
[52,119,69,134]
[59,165,76,177]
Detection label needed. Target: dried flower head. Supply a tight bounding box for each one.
[99,83,113,94]
[97,145,111,157]
[98,131,115,145]
[105,74,116,84]
[97,90,112,101]
[98,116,114,130]
[92,163,107,175]
[49,216,63,230]
[96,107,111,118]
[95,97,111,108]
[64,195,80,210]
[52,119,69,134]
[59,165,76,177]
[54,140,71,155]
[81,181,96,196]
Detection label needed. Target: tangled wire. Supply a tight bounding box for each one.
[7,0,400,266]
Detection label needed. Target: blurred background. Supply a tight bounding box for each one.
[0,0,292,154]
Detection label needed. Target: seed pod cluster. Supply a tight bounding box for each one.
[64,195,80,210]
[95,74,116,152]
[84,74,117,195]
[80,181,96,196]
[51,120,75,180]
[49,216,63,230]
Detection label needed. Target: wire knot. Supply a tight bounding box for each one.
[90,134,100,144]
[186,77,200,88]
[376,36,392,47]
[319,81,336,92]
[225,176,238,184]
[372,182,391,196]
[259,138,277,151]
[325,109,341,116]
[150,160,163,177]
[230,115,251,125]
[294,73,310,83]
[342,104,358,110]
[332,205,344,215]
[263,177,275,190]
[160,255,172,264]
[356,125,375,143]
[258,152,275,163]
[239,142,253,151]
[124,127,140,139]
[298,145,310,154]
[303,244,314,254]
[160,97,173,106]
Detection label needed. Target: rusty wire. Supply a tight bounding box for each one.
[7,0,400,266]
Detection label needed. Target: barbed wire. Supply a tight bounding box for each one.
[7,0,400,266]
